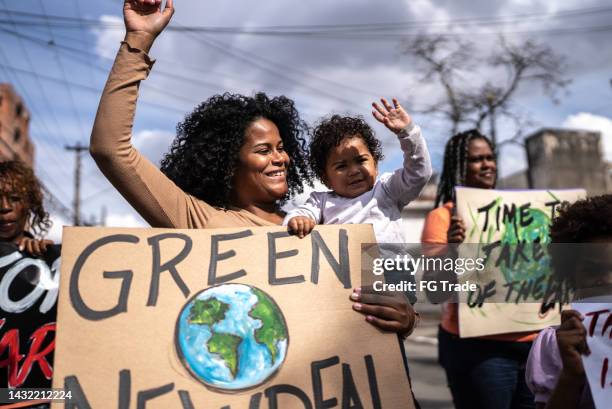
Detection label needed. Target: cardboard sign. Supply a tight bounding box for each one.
[455,187,585,338]
[573,300,612,409]
[0,242,60,389]
[51,225,415,409]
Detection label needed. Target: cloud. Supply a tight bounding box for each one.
[92,15,125,60]
[132,129,174,166]
[562,112,612,162]
[105,213,148,228]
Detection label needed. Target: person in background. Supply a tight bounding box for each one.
[526,194,612,409]
[0,160,53,254]
[421,129,536,409]
[1,160,58,409]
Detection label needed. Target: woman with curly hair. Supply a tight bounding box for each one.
[91,0,417,337]
[0,160,53,254]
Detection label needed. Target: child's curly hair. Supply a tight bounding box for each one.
[549,194,612,288]
[0,160,51,236]
[308,115,383,183]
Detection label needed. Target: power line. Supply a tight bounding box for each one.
[0,44,75,188]
[0,61,188,115]
[0,1,72,147]
[2,4,612,33]
[38,0,87,143]
[0,26,211,107]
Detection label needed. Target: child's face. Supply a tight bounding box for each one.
[323,135,377,198]
[0,187,28,243]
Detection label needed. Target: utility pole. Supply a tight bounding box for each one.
[65,143,88,226]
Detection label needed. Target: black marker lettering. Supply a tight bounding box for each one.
[341,363,363,409]
[136,383,174,409]
[70,234,138,321]
[208,230,253,285]
[312,356,340,409]
[147,233,192,306]
[477,199,496,232]
[268,231,303,285]
[266,384,313,409]
[364,355,381,409]
[311,230,350,288]
[64,375,92,409]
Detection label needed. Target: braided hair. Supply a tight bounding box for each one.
[434,129,496,208]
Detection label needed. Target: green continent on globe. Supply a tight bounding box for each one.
[188,298,229,326]
[207,333,242,378]
[249,288,287,364]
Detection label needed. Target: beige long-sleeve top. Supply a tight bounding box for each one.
[90,42,276,229]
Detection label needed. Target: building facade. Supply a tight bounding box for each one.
[0,84,34,166]
[498,128,611,196]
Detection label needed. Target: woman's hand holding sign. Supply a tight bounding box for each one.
[350,287,418,338]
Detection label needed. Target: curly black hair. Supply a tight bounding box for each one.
[434,129,496,208]
[160,92,313,208]
[549,194,612,289]
[0,160,51,237]
[309,115,383,183]
[551,194,612,243]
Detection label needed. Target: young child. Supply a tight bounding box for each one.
[284,98,432,242]
[526,194,612,409]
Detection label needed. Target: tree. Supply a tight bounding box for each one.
[402,35,571,149]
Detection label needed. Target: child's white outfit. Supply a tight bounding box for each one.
[283,122,432,243]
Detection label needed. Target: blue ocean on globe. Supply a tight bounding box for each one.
[176,283,288,391]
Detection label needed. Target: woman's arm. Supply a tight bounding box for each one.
[90,1,211,228]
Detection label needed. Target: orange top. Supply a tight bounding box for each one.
[421,202,537,342]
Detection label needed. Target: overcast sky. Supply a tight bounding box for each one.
[0,0,610,241]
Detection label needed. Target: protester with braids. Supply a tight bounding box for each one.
[421,129,536,409]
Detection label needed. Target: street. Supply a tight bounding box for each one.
[404,306,454,409]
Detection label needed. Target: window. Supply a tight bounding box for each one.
[15,103,23,117]
[13,127,20,142]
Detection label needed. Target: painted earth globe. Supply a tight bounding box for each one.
[176,283,288,391]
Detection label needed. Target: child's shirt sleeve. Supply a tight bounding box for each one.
[380,122,432,208]
[283,192,324,225]
[526,326,562,404]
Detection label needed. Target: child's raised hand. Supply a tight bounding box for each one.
[287,216,316,239]
[372,98,412,134]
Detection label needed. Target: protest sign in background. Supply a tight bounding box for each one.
[51,225,415,409]
[573,300,612,409]
[455,187,585,338]
[0,242,60,390]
